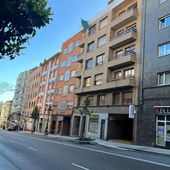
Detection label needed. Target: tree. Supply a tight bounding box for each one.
[31,106,39,133]
[0,0,53,60]
[79,95,91,138]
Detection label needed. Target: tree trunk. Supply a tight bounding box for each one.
[31,119,36,133]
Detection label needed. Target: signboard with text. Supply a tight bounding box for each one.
[129,105,135,119]
[155,108,170,114]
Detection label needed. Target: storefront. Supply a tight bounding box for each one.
[155,107,170,148]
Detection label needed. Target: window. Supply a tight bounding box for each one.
[85,77,91,87]
[88,42,94,52]
[69,85,75,93]
[68,43,73,54]
[63,48,67,54]
[98,95,106,105]
[89,25,95,35]
[52,81,56,89]
[55,70,57,76]
[125,45,136,53]
[64,71,70,82]
[89,118,98,133]
[123,92,133,105]
[78,97,82,106]
[115,71,122,79]
[116,50,123,59]
[95,74,103,85]
[117,29,124,35]
[66,57,72,67]
[52,60,55,67]
[71,70,76,77]
[100,17,108,29]
[124,69,134,77]
[60,61,65,68]
[113,93,120,105]
[75,41,79,48]
[59,74,64,81]
[160,0,167,4]
[158,72,170,85]
[57,88,62,95]
[55,102,60,109]
[126,24,136,30]
[67,101,73,109]
[50,72,53,78]
[72,54,78,62]
[51,94,54,101]
[61,101,66,112]
[159,42,170,56]
[159,15,170,29]
[96,54,105,65]
[89,96,94,106]
[49,83,52,89]
[56,58,59,65]
[86,59,93,69]
[98,35,106,47]
[47,95,50,102]
[63,85,68,96]
[127,2,137,10]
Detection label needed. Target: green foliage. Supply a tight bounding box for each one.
[31,106,39,119]
[79,95,91,116]
[0,0,53,60]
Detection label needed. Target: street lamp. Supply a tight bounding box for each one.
[44,104,55,135]
[17,111,21,131]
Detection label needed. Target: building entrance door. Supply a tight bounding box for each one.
[100,120,105,140]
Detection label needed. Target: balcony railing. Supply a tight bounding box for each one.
[110,28,137,41]
[107,75,134,83]
[112,7,137,22]
[108,51,136,62]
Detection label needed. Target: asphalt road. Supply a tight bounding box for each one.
[0,130,170,170]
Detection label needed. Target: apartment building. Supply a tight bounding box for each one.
[11,71,28,120]
[71,0,142,143]
[0,100,12,128]
[53,32,82,135]
[137,0,170,148]
[22,66,42,131]
[37,53,60,133]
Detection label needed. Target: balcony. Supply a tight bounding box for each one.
[73,85,81,94]
[75,69,82,78]
[108,51,136,69]
[77,52,84,63]
[111,8,138,30]
[110,28,137,49]
[106,76,135,89]
[79,36,86,48]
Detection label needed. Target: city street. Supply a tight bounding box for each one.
[0,130,170,170]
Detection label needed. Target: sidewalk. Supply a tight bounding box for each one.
[18,131,170,157]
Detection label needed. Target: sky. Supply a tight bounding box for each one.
[0,0,108,102]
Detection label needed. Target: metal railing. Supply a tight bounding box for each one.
[112,7,137,22]
[107,75,134,83]
[108,51,136,62]
[110,28,137,41]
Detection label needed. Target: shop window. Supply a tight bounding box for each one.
[122,92,133,105]
[88,117,98,133]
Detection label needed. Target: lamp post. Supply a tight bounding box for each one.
[44,104,55,135]
[17,111,21,131]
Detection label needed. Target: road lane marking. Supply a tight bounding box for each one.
[28,147,37,152]
[2,131,170,168]
[72,163,90,170]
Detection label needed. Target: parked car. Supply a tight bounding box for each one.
[7,126,16,131]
